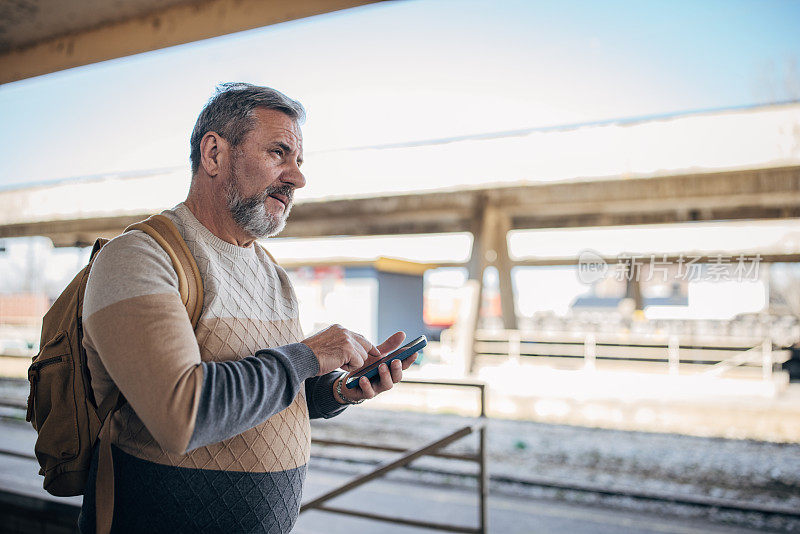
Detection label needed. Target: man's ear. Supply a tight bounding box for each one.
[199,132,228,177]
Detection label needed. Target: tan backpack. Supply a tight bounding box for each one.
[25,214,203,500]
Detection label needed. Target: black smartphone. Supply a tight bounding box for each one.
[345,335,427,389]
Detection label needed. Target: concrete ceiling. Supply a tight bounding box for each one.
[0,0,379,84]
[0,0,190,51]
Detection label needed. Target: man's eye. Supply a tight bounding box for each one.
[271,149,283,157]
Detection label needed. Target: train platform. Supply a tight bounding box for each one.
[1,356,798,532]
[1,413,796,534]
[363,361,800,442]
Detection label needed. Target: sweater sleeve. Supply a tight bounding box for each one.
[187,343,318,450]
[305,372,348,419]
[82,231,319,455]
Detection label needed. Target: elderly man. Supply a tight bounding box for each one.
[78,83,416,533]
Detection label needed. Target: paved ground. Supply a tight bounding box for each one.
[384,361,800,442]
[297,469,767,534]
[0,418,791,533]
[0,447,769,534]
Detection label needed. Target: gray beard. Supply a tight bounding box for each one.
[225,180,292,239]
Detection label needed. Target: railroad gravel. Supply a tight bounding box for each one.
[310,408,800,532]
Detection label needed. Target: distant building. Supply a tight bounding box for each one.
[284,257,431,346]
[0,293,49,326]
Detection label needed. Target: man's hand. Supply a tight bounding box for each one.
[302,324,382,376]
[338,331,418,404]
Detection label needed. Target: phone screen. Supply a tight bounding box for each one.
[346,335,425,387]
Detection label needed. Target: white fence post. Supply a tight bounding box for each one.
[668,336,680,376]
[509,330,521,364]
[762,338,772,382]
[584,333,596,371]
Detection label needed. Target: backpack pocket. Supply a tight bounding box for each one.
[28,331,80,468]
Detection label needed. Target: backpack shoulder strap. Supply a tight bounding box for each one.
[125,214,204,329]
[90,238,110,261]
[95,215,205,534]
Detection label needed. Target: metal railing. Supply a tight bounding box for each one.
[304,379,488,534]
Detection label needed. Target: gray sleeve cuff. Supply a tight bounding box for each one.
[306,372,348,419]
[288,342,321,380]
[186,342,320,451]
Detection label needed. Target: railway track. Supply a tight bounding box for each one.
[0,389,798,524]
[309,453,800,520]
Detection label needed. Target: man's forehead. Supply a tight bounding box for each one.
[252,107,302,148]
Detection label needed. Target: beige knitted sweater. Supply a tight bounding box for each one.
[78,203,344,533]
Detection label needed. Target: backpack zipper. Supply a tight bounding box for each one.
[31,355,63,370]
[27,356,64,421]
[27,356,63,423]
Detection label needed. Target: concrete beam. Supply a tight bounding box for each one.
[0,0,379,84]
[286,165,800,236]
[512,253,800,267]
[414,252,800,270]
[1,166,799,245]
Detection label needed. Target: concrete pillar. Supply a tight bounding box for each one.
[466,198,489,374]
[465,200,518,373]
[493,210,518,331]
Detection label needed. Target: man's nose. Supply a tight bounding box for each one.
[281,165,306,190]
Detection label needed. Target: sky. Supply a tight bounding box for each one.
[0,0,799,189]
[1,0,799,322]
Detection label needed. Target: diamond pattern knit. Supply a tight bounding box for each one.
[82,203,314,533]
[80,444,307,533]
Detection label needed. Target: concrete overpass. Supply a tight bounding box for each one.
[0,0,380,84]
[2,100,799,340]
[2,100,799,245]
[2,164,798,246]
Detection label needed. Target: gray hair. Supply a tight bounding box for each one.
[190,83,306,174]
